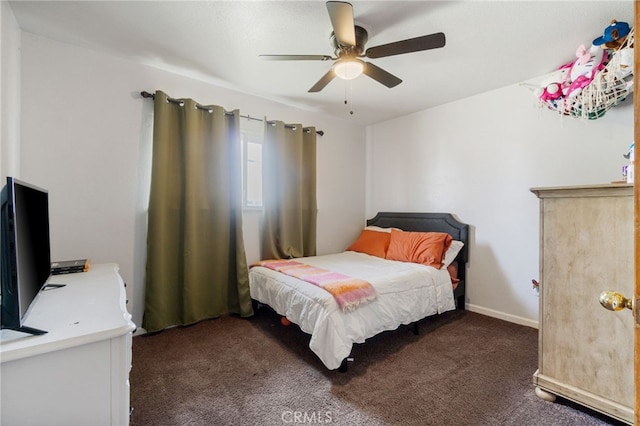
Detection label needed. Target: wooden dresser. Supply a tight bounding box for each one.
[530,184,634,424]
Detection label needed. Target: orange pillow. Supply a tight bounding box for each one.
[385,229,453,268]
[347,229,391,258]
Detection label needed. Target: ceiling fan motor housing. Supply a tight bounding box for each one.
[331,25,368,57]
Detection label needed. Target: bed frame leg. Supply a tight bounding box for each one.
[338,357,353,373]
[251,299,263,312]
[457,295,466,310]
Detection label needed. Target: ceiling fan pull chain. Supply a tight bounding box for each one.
[343,82,349,109]
[349,81,355,115]
[343,81,355,116]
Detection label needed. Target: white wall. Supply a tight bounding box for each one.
[1,1,21,181]
[17,33,367,329]
[366,84,633,327]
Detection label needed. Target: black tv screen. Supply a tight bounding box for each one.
[1,177,51,335]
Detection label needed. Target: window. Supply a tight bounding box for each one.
[240,119,264,208]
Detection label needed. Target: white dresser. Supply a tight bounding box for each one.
[0,263,136,426]
[531,184,634,424]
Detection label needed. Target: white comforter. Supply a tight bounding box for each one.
[249,251,455,370]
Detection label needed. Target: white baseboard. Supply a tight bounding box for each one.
[465,303,539,329]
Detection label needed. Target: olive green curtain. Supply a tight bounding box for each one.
[143,90,253,333]
[261,121,317,259]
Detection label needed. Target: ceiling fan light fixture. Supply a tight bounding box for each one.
[333,58,364,80]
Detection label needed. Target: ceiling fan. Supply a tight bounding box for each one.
[260,1,446,92]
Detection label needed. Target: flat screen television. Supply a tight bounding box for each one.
[1,177,51,335]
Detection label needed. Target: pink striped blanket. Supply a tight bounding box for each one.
[253,259,378,312]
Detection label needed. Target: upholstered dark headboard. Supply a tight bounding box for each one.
[366,212,470,309]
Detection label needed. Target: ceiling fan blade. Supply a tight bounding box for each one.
[260,54,333,61]
[326,1,356,47]
[362,62,402,88]
[308,70,336,92]
[365,32,446,59]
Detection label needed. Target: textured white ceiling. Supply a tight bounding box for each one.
[8,0,634,125]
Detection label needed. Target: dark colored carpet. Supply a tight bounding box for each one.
[129,309,624,426]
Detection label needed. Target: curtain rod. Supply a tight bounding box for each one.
[140,91,324,136]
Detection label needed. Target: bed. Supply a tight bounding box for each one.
[249,212,469,371]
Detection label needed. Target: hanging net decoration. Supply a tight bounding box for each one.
[534,24,634,120]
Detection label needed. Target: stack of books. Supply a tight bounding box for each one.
[51,259,91,275]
